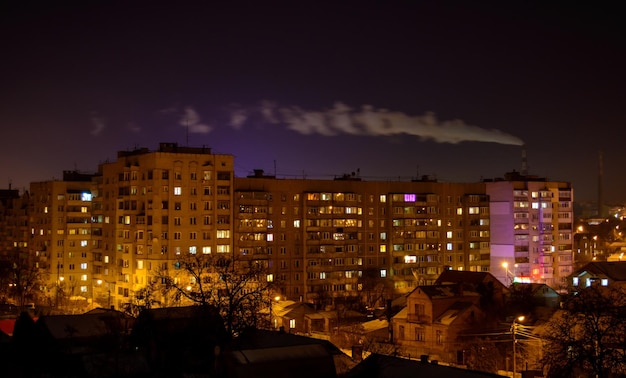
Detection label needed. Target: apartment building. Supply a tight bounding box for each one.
[94,143,235,309]
[485,171,574,291]
[234,171,491,306]
[1,144,574,309]
[28,171,96,305]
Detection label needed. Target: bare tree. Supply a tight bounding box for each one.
[540,284,626,377]
[122,283,161,317]
[154,252,278,336]
[0,248,44,306]
[358,268,393,309]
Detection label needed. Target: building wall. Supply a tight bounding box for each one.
[486,176,574,290]
[95,143,234,309]
[234,176,491,304]
[0,146,574,309]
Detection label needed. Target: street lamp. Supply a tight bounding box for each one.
[502,262,509,285]
[512,315,525,377]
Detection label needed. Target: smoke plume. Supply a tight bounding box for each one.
[230,101,523,145]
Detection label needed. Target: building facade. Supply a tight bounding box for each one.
[485,171,574,291]
[0,144,574,309]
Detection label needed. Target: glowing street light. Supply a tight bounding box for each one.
[502,262,508,283]
[512,315,525,377]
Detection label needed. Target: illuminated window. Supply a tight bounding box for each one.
[80,274,87,281]
[380,195,386,203]
[189,246,197,254]
[137,260,144,269]
[447,243,453,251]
[217,245,230,253]
[217,230,230,238]
[380,245,386,253]
[267,274,274,282]
[404,255,416,263]
[202,246,211,254]
[404,194,416,202]
[174,187,182,195]
[289,319,296,329]
[380,269,387,278]
[80,263,88,270]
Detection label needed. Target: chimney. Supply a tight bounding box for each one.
[521,144,528,176]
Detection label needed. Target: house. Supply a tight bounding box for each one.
[392,283,496,364]
[271,300,317,333]
[435,270,508,307]
[345,353,507,378]
[506,283,560,322]
[130,305,228,377]
[9,308,136,376]
[224,328,356,378]
[334,317,393,357]
[569,261,626,290]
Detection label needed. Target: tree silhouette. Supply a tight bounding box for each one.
[154,252,278,336]
[540,284,626,377]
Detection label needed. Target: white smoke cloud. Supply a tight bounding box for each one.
[245,101,523,145]
[229,108,248,130]
[180,106,212,133]
[90,112,106,136]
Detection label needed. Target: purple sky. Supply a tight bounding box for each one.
[1,1,625,203]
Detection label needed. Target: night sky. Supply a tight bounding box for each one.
[1,1,624,203]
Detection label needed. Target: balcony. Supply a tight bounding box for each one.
[407,314,430,323]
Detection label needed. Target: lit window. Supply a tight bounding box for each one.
[380,195,386,203]
[293,220,300,228]
[289,319,296,329]
[320,272,326,279]
[404,194,416,202]
[80,286,88,293]
[572,277,579,286]
[380,245,386,253]
[174,187,182,195]
[189,246,197,254]
[447,243,453,251]
[217,245,230,253]
[380,269,387,278]
[80,274,87,281]
[267,274,274,282]
[404,255,416,263]
[137,260,144,269]
[80,263,88,270]
[601,278,608,286]
[202,246,211,254]
[104,256,109,263]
